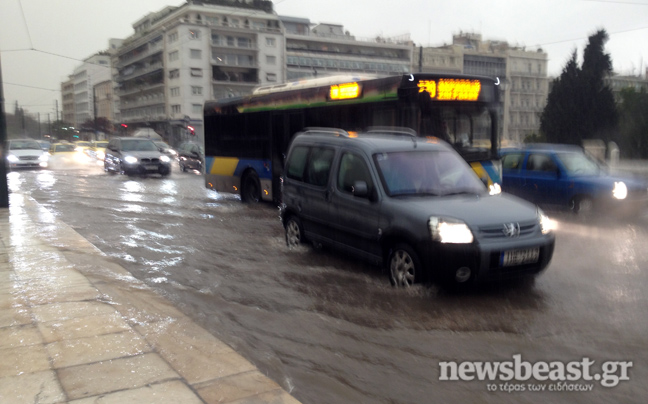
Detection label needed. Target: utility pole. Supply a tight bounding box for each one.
[0,54,10,208]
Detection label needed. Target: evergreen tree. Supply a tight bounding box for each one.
[540,29,617,145]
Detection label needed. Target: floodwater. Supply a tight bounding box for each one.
[6,161,648,403]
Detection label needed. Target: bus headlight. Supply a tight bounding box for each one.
[429,217,474,244]
[612,181,627,200]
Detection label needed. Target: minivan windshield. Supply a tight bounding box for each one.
[120,139,159,152]
[374,150,486,197]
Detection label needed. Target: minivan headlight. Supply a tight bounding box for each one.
[537,208,554,235]
[429,217,474,244]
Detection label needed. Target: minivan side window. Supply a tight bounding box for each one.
[286,146,309,181]
[337,152,373,194]
[305,147,335,187]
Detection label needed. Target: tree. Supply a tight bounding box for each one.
[540,29,618,145]
[617,87,648,158]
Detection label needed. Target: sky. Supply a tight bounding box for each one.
[1,0,647,118]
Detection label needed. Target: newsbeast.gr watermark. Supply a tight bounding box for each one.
[439,354,632,392]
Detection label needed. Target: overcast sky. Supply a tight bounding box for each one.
[1,0,647,118]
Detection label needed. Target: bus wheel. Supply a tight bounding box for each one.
[241,171,261,203]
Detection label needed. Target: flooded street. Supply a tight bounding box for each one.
[6,162,648,404]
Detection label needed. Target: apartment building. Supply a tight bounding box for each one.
[61,79,74,125]
[108,0,417,146]
[414,32,549,145]
[71,54,112,129]
[282,17,412,81]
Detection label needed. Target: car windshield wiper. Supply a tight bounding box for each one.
[441,189,482,196]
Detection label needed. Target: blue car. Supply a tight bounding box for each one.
[500,144,648,216]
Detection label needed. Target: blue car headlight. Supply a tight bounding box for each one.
[612,181,627,200]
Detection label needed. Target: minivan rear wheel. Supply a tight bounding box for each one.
[388,244,421,287]
[285,216,304,248]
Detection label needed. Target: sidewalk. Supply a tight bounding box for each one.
[0,193,302,404]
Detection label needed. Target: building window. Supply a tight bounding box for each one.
[170,87,180,97]
[169,69,180,79]
[191,86,203,95]
[171,105,181,114]
[266,55,276,65]
[189,29,200,40]
[266,37,276,47]
[169,51,179,62]
[237,37,251,48]
[192,104,202,114]
[190,68,203,77]
[266,73,277,82]
[168,32,178,43]
[190,49,202,59]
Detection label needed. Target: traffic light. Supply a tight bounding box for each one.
[187,125,195,136]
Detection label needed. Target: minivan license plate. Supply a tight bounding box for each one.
[501,248,539,266]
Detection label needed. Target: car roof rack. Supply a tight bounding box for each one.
[365,126,417,137]
[301,127,351,137]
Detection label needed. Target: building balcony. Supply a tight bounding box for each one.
[210,40,258,51]
[118,82,164,97]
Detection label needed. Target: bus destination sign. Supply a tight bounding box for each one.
[417,78,481,101]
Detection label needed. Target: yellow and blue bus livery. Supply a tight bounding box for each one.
[205,156,273,202]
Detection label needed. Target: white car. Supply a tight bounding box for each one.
[6,139,49,169]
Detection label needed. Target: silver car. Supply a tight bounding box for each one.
[6,139,49,169]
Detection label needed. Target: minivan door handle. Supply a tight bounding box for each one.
[325,187,334,202]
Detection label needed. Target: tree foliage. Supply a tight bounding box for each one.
[540,29,618,145]
[616,87,648,158]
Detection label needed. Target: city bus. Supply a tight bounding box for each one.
[203,73,502,203]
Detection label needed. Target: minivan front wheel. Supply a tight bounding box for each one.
[285,216,304,248]
[388,244,421,287]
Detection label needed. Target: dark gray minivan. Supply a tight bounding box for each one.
[280,128,555,287]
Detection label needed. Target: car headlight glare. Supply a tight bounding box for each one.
[612,181,627,200]
[429,217,474,244]
[489,182,502,195]
[124,156,138,164]
[38,154,49,162]
[160,155,171,163]
[7,154,19,163]
[537,208,554,235]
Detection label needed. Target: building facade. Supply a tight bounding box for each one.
[414,33,549,145]
[109,0,415,146]
[72,54,111,130]
[61,78,75,125]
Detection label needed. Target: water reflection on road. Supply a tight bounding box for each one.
[8,165,648,404]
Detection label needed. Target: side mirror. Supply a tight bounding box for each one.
[352,181,369,198]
